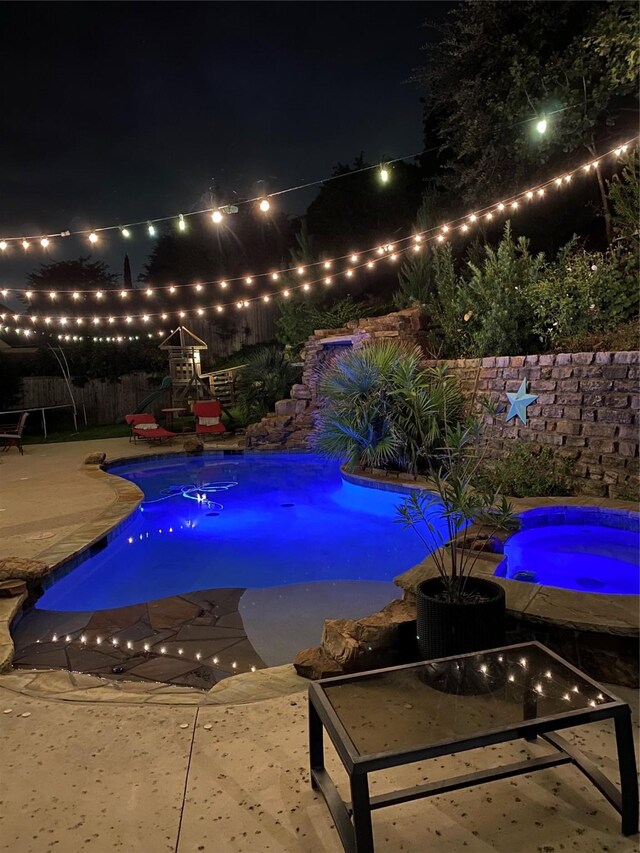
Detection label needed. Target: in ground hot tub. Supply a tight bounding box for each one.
[495,506,639,595]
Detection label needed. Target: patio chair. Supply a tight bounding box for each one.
[193,401,226,439]
[125,413,176,444]
[0,411,29,455]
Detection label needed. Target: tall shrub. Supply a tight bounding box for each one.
[461,223,544,357]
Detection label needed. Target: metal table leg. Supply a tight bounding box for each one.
[350,774,374,853]
[615,710,639,836]
[309,698,324,789]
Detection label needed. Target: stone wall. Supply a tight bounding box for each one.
[245,307,424,450]
[431,351,639,499]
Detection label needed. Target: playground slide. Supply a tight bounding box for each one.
[117,376,172,422]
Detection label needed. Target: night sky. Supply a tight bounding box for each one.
[0,1,448,286]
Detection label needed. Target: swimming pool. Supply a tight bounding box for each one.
[495,507,640,595]
[38,453,444,612]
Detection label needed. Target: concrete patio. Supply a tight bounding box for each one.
[0,677,637,853]
[0,438,638,852]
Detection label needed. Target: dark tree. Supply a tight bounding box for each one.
[412,1,639,242]
[306,155,425,257]
[27,257,120,292]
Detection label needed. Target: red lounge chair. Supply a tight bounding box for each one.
[125,413,176,444]
[193,401,226,439]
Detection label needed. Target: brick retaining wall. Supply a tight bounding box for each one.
[429,351,639,499]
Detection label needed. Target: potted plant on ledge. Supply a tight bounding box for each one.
[397,414,518,662]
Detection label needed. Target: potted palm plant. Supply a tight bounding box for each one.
[397,414,518,661]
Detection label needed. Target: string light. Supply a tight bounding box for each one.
[1,139,635,337]
[0,242,7,251]
[22,240,29,250]
[259,199,270,212]
[89,232,98,244]
[379,164,390,183]
[147,223,156,236]
[178,214,186,231]
[212,210,223,224]
[121,227,131,238]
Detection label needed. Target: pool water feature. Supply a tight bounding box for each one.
[39,453,445,612]
[496,507,640,595]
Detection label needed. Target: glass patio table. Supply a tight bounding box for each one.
[308,642,638,853]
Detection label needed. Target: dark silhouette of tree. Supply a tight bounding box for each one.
[123,254,133,289]
[27,257,119,292]
[306,155,424,257]
[412,1,639,242]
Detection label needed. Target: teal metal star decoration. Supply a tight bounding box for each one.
[505,379,538,425]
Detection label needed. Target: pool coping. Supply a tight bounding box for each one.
[341,467,639,637]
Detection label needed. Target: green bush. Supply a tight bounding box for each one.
[276,295,382,352]
[528,245,639,350]
[314,340,465,475]
[462,223,544,357]
[476,441,572,498]
[234,345,302,425]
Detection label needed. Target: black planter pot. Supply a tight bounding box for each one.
[416,576,506,661]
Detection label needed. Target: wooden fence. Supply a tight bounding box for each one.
[18,372,168,426]
[11,307,279,426]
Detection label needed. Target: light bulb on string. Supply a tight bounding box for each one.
[219,280,228,289]
[0,242,7,251]
[245,277,253,285]
[323,261,332,269]
[297,266,305,275]
[147,223,156,236]
[282,289,290,298]
[379,164,390,183]
[121,227,131,238]
[89,232,98,244]
[259,199,270,212]
[535,117,547,135]
[145,288,153,296]
[41,237,49,247]
[96,290,103,299]
[212,210,223,224]
[178,214,186,232]
[349,254,359,263]
[169,286,176,294]
[270,273,279,281]
[22,240,29,250]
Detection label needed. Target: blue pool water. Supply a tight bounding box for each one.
[39,453,444,611]
[497,516,639,595]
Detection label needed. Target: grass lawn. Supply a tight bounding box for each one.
[22,423,131,444]
[22,412,241,444]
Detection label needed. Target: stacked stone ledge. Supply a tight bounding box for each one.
[245,308,424,450]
